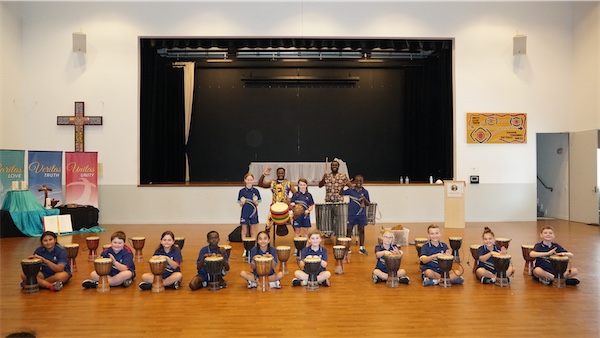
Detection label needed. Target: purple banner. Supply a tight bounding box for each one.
[28,151,63,207]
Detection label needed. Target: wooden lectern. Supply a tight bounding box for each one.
[444,181,465,228]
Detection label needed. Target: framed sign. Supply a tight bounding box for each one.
[467,113,526,144]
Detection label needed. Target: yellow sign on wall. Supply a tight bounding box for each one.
[466,113,527,144]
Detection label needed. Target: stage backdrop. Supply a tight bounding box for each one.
[0,150,25,206]
[28,151,63,207]
[65,152,98,207]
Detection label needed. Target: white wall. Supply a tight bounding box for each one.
[2,1,596,224]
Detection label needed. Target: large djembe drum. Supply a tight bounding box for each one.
[128,237,146,262]
[205,255,224,291]
[94,258,113,293]
[102,244,111,251]
[492,253,511,287]
[470,244,480,273]
[86,236,100,262]
[437,254,454,288]
[254,256,273,292]
[336,237,352,263]
[294,237,307,263]
[21,258,42,294]
[304,257,322,291]
[64,243,79,272]
[175,237,185,260]
[333,245,346,274]
[384,253,402,288]
[495,238,511,250]
[219,244,232,260]
[449,237,463,263]
[276,246,291,275]
[521,244,535,275]
[414,238,429,264]
[270,202,290,226]
[549,255,569,288]
[242,238,256,263]
[149,257,167,293]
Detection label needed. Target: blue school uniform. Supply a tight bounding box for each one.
[238,187,261,225]
[249,246,278,277]
[374,244,401,273]
[195,245,228,281]
[33,244,72,280]
[533,241,568,274]
[290,191,314,228]
[477,244,501,273]
[420,241,450,275]
[153,247,182,279]
[300,245,328,273]
[101,246,136,277]
[343,187,370,226]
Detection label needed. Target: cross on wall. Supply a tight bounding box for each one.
[57,102,103,152]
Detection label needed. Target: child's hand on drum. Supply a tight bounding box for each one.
[499,247,508,254]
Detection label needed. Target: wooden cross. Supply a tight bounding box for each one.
[57,102,103,152]
[38,185,53,199]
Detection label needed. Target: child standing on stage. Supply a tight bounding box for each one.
[189,231,230,290]
[292,229,331,287]
[290,178,315,239]
[21,231,71,291]
[342,174,370,255]
[476,226,515,284]
[530,225,580,286]
[372,230,410,284]
[82,230,135,288]
[139,230,183,290]
[240,230,283,289]
[420,224,464,286]
[238,173,262,257]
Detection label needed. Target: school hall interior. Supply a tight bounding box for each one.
[1,1,599,337]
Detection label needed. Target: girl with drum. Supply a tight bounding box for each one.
[238,173,262,257]
[240,231,283,289]
[292,229,331,287]
[372,230,410,284]
[20,231,71,291]
[189,231,230,290]
[289,178,315,242]
[82,231,136,289]
[530,225,580,286]
[420,224,464,286]
[476,227,515,284]
[342,175,370,256]
[139,230,183,290]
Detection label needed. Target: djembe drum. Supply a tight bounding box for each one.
[495,238,511,250]
[175,237,185,260]
[470,244,480,273]
[294,237,307,263]
[254,256,273,292]
[242,237,256,263]
[492,253,511,287]
[219,244,232,260]
[384,253,402,288]
[304,257,322,291]
[414,238,429,264]
[148,257,167,293]
[102,244,111,251]
[270,202,290,226]
[64,243,79,272]
[129,237,146,262]
[521,244,535,275]
[437,254,454,288]
[449,237,463,263]
[94,257,113,293]
[276,246,291,275]
[549,255,569,288]
[21,258,42,294]
[333,245,346,274]
[86,236,100,262]
[205,255,224,291]
[336,237,352,263]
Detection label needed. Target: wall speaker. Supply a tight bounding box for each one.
[513,35,526,55]
[470,175,479,184]
[73,32,86,53]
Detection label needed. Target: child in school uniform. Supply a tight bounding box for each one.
[139,230,183,290]
[289,178,315,239]
[240,230,283,289]
[292,229,331,287]
[189,231,230,290]
[238,173,261,257]
[82,230,135,288]
[420,224,464,286]
[530,225,580,286]
[21,231,71,291]
[476,226,515,284]
[342,174,370,255]
[372,230,410,284]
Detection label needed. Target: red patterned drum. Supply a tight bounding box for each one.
[270,202,290,225]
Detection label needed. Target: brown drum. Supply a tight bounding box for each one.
[304,257,322,291]
[521,244,535,275]
[549,255,569,288]
[270,202,290,225]
[470,244,480,273]
[64,243,79,272]
[414,237,429,264]
[449,237,462,263]
[149,257,167,293]
[495,238,511,250]
[336,237,352,263]
[175,237,185,261]
[383,253,402,288]
[128,237,146,262]
[292,204,305,218]
[102,244,111,251]
[493,254,511,287]
[333,245,346,274]
[437,254,454,288]
[254,256,273,292]
[219,244,232,260]
[242,238,256,263]
[205,255,224,291]
[86,236,100,262]
[21,258,42,294]
[94,258,113,293]
[294,237,308,263]
[276,246,291,275]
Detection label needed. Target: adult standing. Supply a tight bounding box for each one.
[258,167,296,242]
[318,160,352,238]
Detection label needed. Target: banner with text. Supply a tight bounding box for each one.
[467,113,527,144]
[28,151,63,207]
[0,149,25,207]
[65,152,98,207]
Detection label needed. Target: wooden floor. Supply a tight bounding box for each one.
[1,220,599,337]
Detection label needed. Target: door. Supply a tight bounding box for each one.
[569,130,599,224]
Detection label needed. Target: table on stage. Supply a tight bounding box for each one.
[1,190,60,237]
[248,160,349,183]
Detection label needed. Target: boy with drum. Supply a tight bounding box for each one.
[82,230,136,288]
[420,224,464,286]
[342,175,370,255]
[189,231,230,290]
[292,229,331,287]
[530,225,580,286]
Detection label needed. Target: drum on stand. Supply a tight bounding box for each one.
[175,237,185,261]
[333,202,349,240]
[304,257,322,291]
[437,254,454,288]
[336,237,352,263]
[21,258,42,294]
[293,237,307,264]
[205,255,224,292]
[495,238,511,250]
[64,243,79,272]
[383,253,402,288]
[470,244,480,273]
[254,256,273,292]
[276,246,291,275]
[492,253,511,287]
[86,236,100,262]
[448,237,463,263]
[521,244,535,275]
[242,237,256,263]
[315,203,334,238]
[414,238,428,265]
[549,255,569,288]
[94,258,113,293]
[270,202,290,225]
[128,237,146,262]
[333,245,346,274]
[149,257,167,293]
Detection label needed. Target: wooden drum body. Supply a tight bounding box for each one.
[495,238,511,250]
[276,246,291,275]
[414,238,429,265]
[94,258,113,293]
[86,236,100,262]
[254,256,273,292]
[336,237,352,263]
[242,238,256,263]
[448,237,463,263]
[128,237,146,262]
[333,245,346,274]
[549,255,569,288]
[384,253,402,288]
[304,257,322,291]
[493,254,511,287]
[294,237,307,264]
[219,245,232,260]
[64,243,79,272]
[175,237,185,260]
[521,244,535,275]
[149,258,167,292]
[270,202,290,225]
[205,256,224,291]
[21,258,42,294]
[470,244,480,273]
[437,254,454,288]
